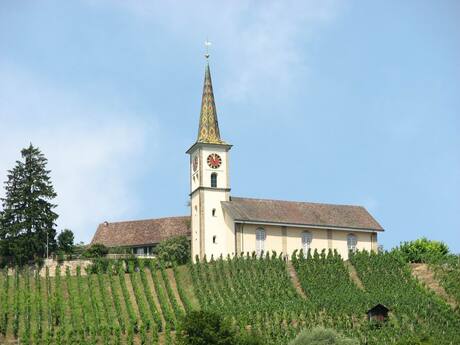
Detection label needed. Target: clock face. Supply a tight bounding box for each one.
[207,153,222,169]
[193,155,198,172]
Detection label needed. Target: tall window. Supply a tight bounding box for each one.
[211,173,217,187]
[301,231,312,254]
[256,228,266,255]
[347,233,357,252]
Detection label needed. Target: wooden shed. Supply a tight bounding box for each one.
[367,304,390,322]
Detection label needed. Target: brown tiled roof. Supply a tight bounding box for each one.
[91,216,191,247]
[222,197,383,231]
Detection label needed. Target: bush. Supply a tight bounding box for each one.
[57,229,74,254]
[394,238,449,263]
[72,242,87,257]
[176,311,236,345]
[288,327,359,345]
[56,250,65,264]
[86,257,111,274]
[176,311,261,345]
[82,243,109,258]
[156,236,190,265]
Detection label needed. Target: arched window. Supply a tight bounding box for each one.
[256,228,266,255]
[301,231,312,253]
[212,208,216,217]
[347,233,357,252]
[211,173,217,187]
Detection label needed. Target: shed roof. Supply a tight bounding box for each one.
[221,197,383,231]
[367,304,390,314]
[91,216,191,247]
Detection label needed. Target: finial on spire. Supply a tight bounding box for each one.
[204,39,211,59]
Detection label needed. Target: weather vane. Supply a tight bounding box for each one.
[204,39,211,59]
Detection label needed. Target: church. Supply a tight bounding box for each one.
[92,59,384,260]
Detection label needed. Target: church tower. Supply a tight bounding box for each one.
[186,58,232,260]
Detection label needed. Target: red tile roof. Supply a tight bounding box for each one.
[92,197,382,247]
[91,216,191,247]
[222,197,383,231]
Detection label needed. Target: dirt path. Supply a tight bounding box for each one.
[286,261,307,299]
[410,263,457,308]
[344,261,365,290]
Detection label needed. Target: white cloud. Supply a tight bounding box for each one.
[0,62,155,243]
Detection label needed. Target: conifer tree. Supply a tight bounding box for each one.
[0,144,58,265]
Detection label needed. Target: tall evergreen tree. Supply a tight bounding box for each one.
[0,144,58,265]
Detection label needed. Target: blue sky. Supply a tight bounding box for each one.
[0,1,459,252]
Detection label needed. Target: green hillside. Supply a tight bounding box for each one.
[0,252,459,345]
[431,255,460,306]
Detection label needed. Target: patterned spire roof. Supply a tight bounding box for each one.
[197,62,225,144]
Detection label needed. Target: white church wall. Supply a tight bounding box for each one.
[224,210,237,256]
[190,192,201,260]
[333,231,373,260]
[285,227,329,255]
[236,223,375,259]
[202,190,232,259]
[238,224,283,254]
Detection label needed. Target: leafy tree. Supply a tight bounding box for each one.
[82,243,108,258]
[0,144,58,265]
[394,237,449,263]
[288,327,359,345]
[156,235,190,265]
[176,310,260,345]
[57,229,74,254]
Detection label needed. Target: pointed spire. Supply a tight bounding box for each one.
[196,62,225,144]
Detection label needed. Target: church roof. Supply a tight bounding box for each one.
[222,197,384,231]
[91,216,191,247]
[196,62,226,145]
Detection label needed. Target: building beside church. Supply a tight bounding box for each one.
[92,59,384,260]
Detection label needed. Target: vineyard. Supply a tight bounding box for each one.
[0,252,459,345]
[0,261,192,345]
[350,251,460,344]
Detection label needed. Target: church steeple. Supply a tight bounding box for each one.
[196,62,225,144]
[187,48,232,260]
